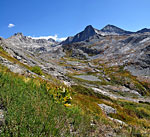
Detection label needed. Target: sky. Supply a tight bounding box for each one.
[0,0,150,40]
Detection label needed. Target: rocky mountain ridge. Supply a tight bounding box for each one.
[62,24,150,44]
[6,32,57,53]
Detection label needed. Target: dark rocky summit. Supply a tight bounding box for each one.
[71,25,96,42]
[62,25,97,44]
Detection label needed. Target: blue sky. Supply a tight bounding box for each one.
[0,0,150,40]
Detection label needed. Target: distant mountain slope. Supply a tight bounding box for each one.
[62,24,134,45]
[6,33,58,53]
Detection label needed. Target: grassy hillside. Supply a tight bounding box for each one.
[0,65,92,136]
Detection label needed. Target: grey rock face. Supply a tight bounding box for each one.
[98,104,116,115]
[103,85,141,96]
[73,75,101,82]
[0,56,25,74]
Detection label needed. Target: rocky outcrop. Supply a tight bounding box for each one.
[0,56,26,74]
[103,85,141,96]
[98,104,116,115]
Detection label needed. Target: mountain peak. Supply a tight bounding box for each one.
[136,28,150,33]
[14,32,24,37]
[104,24,116,28]
[83,25,96,35]
[84,25,94,30]
[101,24,133,35]
[101,24,122,32]
[62,25,97,44]
[48,38,56,42]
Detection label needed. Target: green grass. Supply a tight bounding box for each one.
[71,84,113,102]
[31,66,43,75]
[71,84,150,135]
[117,101,150,121]
[0,69,92,136]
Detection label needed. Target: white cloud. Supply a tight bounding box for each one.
[58,37,67,41]
[8,23,15,28]
[29,34,67,42]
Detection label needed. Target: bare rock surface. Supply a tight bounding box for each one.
[103,85,141,96]
[0,56,26,74]
[108,117,127,126]
[98,104,116,115]
[92,87,150,103]
[74,75,101,82]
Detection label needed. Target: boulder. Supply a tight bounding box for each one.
[98,104,116,115]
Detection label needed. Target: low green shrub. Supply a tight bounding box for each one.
[31,66,43,75]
